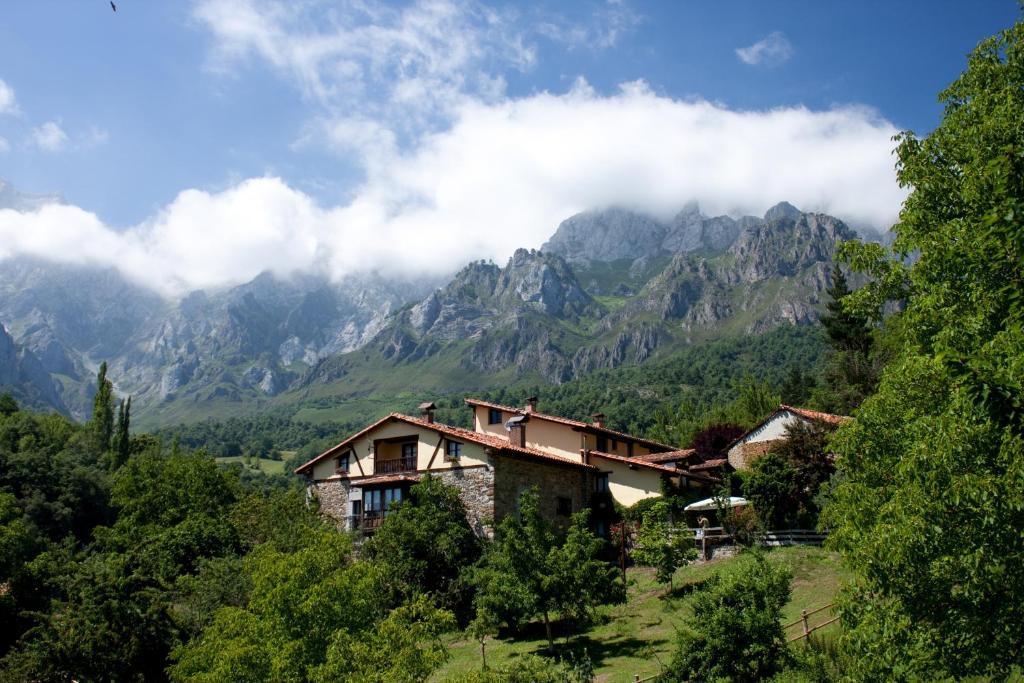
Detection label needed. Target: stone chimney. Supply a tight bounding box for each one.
[591,412,605,429]
[506,414,528,447]
[419,401,437,424]
[525,396,538,413]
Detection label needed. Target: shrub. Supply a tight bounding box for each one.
[667,552,792,682]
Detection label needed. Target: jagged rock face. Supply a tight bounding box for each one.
[494,249,599,318]
[541,208,668,264]
[356,250,601,382]
[572,323,662,375]
[542,204,760,265]
[0,256,437,420]
[600,203,857,337]
[723,206,856,284]
[0,188,877,424]
[0,324,66,413]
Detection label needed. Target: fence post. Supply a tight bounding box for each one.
[633,675,640,683]
[801,609,809,640]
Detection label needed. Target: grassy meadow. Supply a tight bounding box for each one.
[433,546,850,682]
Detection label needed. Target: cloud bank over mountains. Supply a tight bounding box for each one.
[0,85,903,297]
[0,1,905,298]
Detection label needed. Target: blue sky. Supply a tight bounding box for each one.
[0,1,1019,295]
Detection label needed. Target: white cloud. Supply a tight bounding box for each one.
[736,31,793,66]
[0,136,9,153]
[0,79,16,115]
[0,83,905,298]
[536,0,642,50]
[31,121,69,152]
[193,0,536,138]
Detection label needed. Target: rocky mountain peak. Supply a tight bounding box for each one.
[496,249,598,319]
[763,201,803,224]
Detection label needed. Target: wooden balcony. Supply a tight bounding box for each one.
[348,510,388,535]
[375,455,417,474]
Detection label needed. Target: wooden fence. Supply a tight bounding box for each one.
[755,529,829,546]
[631,603,842,680]
[784,603,840,643]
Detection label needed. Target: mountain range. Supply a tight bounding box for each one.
[0,181,875,427]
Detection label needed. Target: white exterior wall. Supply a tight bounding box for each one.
[309,420,489,480]
[726,411,810,470]
[741,411,802,444]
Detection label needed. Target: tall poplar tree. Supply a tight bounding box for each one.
[111,396,131,469]
[91,362,115,452]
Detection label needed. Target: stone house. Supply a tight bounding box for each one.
[294,403,597,538]
[296,398,718,538]
[725,404,850,471]
[465,398,718,507]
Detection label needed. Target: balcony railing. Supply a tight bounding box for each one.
[376,455,417,474]
[347,510,388,534]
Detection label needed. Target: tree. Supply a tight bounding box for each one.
[779,365,816,406]
[689,422,745,459]
[90,362,115,451]
[811,266,882,414]
[742,452,799,529]
[820,265,872,356]
[0,393,17,417]
[743,420,835,529]
[363,475,483,623]
[667,553,792,682]
[471,489,623,650]
[824,18,1024,679]
[631,500,697,590]
[110,396,131,469]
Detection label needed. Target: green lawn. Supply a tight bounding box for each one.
[214,455,286,475]
[433,546,850,682]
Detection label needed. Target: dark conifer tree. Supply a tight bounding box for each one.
[820,265,873,356]
[779,366,816,405]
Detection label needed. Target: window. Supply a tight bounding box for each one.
[488,408,502,425]
[445,439,461,461]
[364,486,404,512]
[351,499,362,517]
[595,473,609,493]
[337,451,350,473]
[556,496,572,516]
[596,435,608,452]
[401,442,417,464]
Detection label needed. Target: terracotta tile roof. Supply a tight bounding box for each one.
[690,458,728,471]
[635,449,697,464]
[779,405,851,426]
[398,414,597,471]
[588,450,680,474]
[465,398,680,452]
[587,450,720,484]
[350,474,421,487]
[296,412,596,476]
[723,404,853,456]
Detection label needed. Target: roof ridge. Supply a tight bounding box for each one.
[464,397,680,451]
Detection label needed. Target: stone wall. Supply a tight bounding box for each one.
[309,479,351,529]
[493,455,593,529]
[434,465,495,538]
